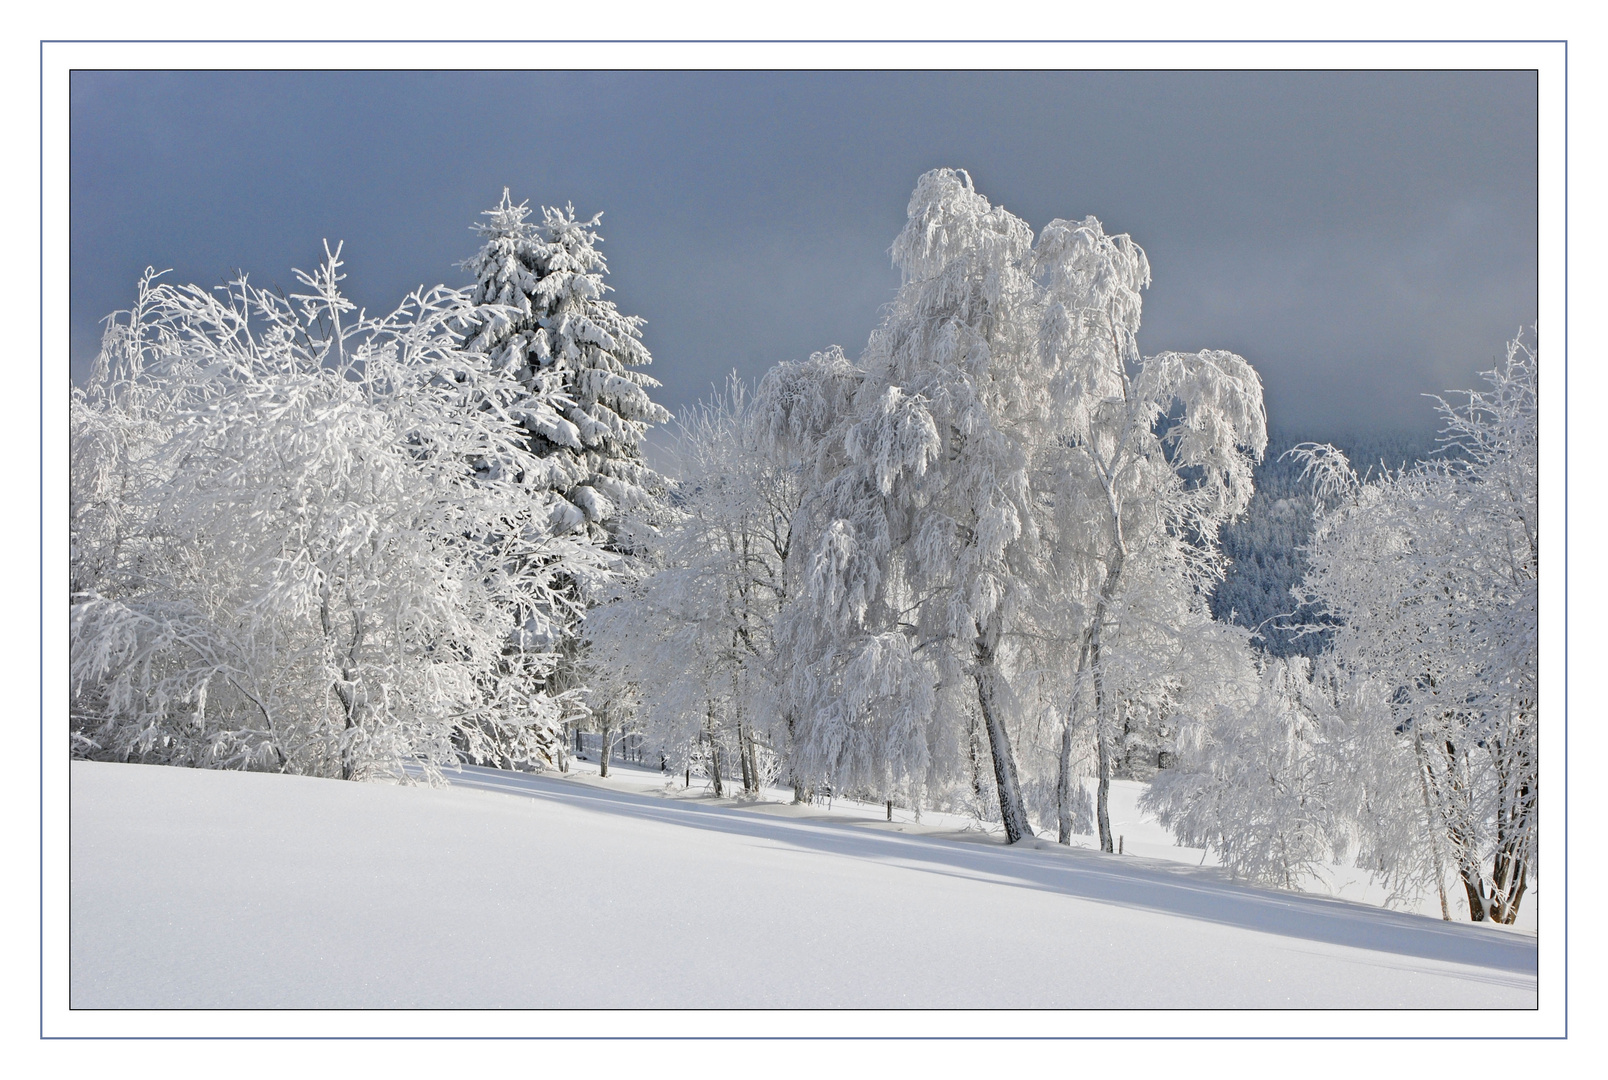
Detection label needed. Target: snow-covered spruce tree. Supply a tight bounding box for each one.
[1031,215,1267,850]
[458,190,670,544]
[69,247,610,780]
[760,171,1056,842]
[458,191,671,765]
[1292,337,1537,922]
[590,377,802,797]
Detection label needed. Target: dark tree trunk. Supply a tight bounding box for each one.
[1095,731,1113,853]
[969,710,986,815]
[738,722,754,794]
[703,705,724,798]
[1489,739,1534,924]
[1056,717,1075,845]
[784,713,805,804]
[1440,738,1490,921]
[746,730,761,795]
[599,720,612,778]
[1458,863,1488,922]
[974,628,1033,844]
[1092,630,1115,854]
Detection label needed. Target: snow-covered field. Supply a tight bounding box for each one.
[70,759,1536,1010]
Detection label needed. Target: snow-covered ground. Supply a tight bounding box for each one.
[70,759,1535,1009]
[557,751,1535,928]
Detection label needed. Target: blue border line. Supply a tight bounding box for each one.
[38,37,45,1044]
[1560,37,1569,1041]
[41,41,1567,1041]
[34,1035,1564,1041]
[32,38,1571,43]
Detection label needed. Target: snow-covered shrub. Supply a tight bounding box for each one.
[70,248,611,780]
[1144,653,1354,888]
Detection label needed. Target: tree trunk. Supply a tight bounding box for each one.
[1056,642,1090,846]
[784,712,805,803]
[1095,726,1113,853]
[336,611,367,782]
[968,709,987,816]
[746,730,761,795]
[1089,495,1127,854]
[1458,862,1488,922]
[1412,732,1452,920]
[974,627,1033,844]
[1092,626,1115,853]
[737,721,754,794]
[599,720,612,778]
[1056,716,1075,845]
[1488,738,1534,924]
[319,581,368,782]
[1439,739,1490,921]
[704,702,724,797]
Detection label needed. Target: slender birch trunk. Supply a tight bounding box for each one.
[1413,731,1452,920]
[1089,503,1127,854]
[745,728,761,795]
[1056,719,1076,844]
[737,720,754,794]
[1056,640,1092,845]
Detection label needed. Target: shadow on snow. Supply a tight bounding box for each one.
[439,764,1536,981]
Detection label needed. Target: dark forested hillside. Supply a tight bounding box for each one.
[1211,429,1443,656]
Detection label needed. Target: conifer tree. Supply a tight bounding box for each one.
[459,191,670,545]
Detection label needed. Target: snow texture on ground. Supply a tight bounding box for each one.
[70,760,1536,1009]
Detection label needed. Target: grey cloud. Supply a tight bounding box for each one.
[70,69,1535,439]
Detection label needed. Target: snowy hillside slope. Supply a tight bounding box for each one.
[539,751,1534,927]
[70,761,1535,1009]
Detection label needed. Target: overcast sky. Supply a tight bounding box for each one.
[70,69,1536,439]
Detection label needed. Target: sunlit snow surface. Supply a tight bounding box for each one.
[70,760,1536,1009]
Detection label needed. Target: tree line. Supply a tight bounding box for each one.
[69,171,1537,922]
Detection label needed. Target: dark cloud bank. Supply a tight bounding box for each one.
[71,70,1536,439]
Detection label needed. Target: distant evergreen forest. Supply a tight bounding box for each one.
[1211,428,1447,656]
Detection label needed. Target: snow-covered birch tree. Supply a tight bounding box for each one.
[1031,215,1267,850]
[590,377,801,797]
[1143,337,1537,918]
[760,170,1056,841]
[1291,336,1537,921]
[69,248,610,780]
